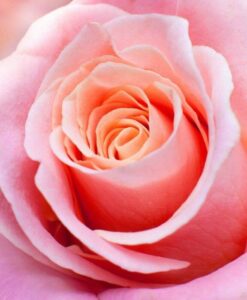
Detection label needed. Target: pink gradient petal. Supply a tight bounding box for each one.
[99,253,247,300]
[0,191,52,268]
[39,22,115,96]
[0,234,100,300]
[126,142,247,284]
[35,157,190,274]
[17,3,126,59]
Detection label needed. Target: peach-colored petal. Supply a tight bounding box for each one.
[86,90,147,153]
[95,108,148,158]
[62,99,94,157]
[62,62,176,169]
[51,96,204,232]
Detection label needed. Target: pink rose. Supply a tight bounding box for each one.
[1,0,247,299]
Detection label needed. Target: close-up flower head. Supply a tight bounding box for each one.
[0,1,247,299]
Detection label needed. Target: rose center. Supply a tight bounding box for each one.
[51,60,207,170]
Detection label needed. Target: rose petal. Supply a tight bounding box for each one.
[98,252,247,300]
[124,141,247,283]
[0,234,100,300]
[35,157,190,274]
[39,22,116,96]
[0,191,52,268]
[71,0,178,15]
[17,3,126,58]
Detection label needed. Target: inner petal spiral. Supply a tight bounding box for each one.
[58,62,180,170]
[49,59,207,231]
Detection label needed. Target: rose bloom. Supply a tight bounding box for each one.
[0,0,247,299]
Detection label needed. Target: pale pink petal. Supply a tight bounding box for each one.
[39,22,115,95]
[99,253,247,300]
[0,191,52,268]
[0,234,99,300]
[17,4,126,58]
[24,24,120,163]
[71,0,178,15]
[177,0,247,144]
[0,0,70,58]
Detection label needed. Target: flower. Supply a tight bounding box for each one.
[1,0,247,299]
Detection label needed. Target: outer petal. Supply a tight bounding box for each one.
[177,0,247,145]
[0,0,70,58]
[0,191,53,268]
[71,0,179,15]
[98,253,247,300]
[128,142,247,284]
[17,3,126,58]
[0,234,99,300]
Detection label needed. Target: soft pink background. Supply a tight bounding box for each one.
[0,0,70,58]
